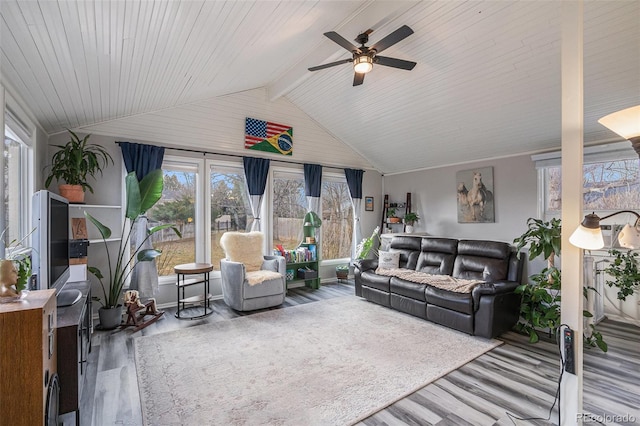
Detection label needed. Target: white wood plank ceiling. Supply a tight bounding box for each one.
[1,0,639,174]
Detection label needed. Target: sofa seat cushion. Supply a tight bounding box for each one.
[360,270,391,292]
[425,286,474,315]
[390,277,427,302]
[243,276,284,299]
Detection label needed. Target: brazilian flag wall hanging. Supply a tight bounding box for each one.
[244,117,293,156]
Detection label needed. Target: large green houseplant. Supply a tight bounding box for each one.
[513,217,607,351]
[85,170,180,329]
[45,130,113,203]
[604,249,640,301]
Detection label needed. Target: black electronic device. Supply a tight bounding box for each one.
[69,239,89,258]
[32,190,70,293]
[563,327,575,374]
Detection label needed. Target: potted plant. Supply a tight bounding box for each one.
[335,264,349,281]
[85,170,181,329]
[387,208,401,223]
[513,217,607,351]
[45,130,113,203]
[403,212,420,233]
[356,226,381,260]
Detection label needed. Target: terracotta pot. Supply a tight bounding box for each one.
[388,217,401,223]
[59,184,85,203]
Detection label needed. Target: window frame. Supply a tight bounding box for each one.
[2,108,34,256]
[319,171,353,264]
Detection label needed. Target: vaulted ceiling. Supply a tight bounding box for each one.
[1,1,639,174]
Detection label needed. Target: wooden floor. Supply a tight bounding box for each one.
[62,281,640,426]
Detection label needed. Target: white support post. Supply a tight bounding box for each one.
[560,1,584,425]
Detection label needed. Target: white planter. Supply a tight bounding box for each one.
[405,225,414,233]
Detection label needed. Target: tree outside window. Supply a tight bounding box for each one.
[545,159,640,213]
[273,172,305,250]
[321,179,353,260]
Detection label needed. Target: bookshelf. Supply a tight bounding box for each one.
[284,242,320,289]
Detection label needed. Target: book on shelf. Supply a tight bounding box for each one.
[274,244,317,263]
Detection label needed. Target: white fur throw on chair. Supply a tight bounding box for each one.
[220,231,265,272]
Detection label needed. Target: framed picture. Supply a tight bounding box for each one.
[456,166,495,223]
[365,196,374,211]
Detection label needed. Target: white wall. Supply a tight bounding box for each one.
[382,155,538,244]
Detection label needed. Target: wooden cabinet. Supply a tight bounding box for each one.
[0,289,58,425]
[56,281,92,424]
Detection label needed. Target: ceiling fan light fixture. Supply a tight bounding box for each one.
[353,55,373,74]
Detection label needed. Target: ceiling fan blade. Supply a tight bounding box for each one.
[353,72,365,86]
[308,58,352,72]
[324,31,360,52]
[375,56,417,70]
[370,25,414,54]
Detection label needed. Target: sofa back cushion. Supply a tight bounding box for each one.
[453,240,511,282]
[416,237,458,275]
[389,236,420,269]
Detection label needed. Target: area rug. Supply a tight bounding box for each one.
[134,296,501,425]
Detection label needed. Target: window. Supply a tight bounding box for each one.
[2,117,32,255]
[543,160,640,215]
[321,175,353,260]
[536,143,640,219]
[210,165,252,268]
[145,161,198,276]
[272,171,305,250]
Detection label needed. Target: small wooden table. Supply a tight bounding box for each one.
[174,263,214,320]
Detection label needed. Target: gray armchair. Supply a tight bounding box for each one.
[219,231,286,311]
[220,256,286,311]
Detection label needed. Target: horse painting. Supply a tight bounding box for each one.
[456,167,495,223]
[467,172,493,220]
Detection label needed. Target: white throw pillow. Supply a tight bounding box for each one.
[378,251,400,269]
[220,231,265,272]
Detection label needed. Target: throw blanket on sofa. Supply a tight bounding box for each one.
[246,270,282,286]
[375,268,484,293]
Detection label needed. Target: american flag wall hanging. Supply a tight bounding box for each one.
[245,117,293,156]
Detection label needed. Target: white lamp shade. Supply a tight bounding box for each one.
[618,223,640,249]
[598,105,640,140]
[569,225,604,250]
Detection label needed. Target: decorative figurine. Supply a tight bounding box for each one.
[0,260,20,298]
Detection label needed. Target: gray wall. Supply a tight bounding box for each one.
[381,155,538,244]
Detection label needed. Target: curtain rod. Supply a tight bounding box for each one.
[114,141,363,172]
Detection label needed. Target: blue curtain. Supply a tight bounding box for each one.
[243,157,271,231]
[303,164,323,242]
[304,163,322,197]
[344,168,364,259]
[118,142,165,297]
[344,168,364,199]
[119,142,165,180]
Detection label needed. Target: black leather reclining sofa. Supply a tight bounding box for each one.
[354,236,524,338]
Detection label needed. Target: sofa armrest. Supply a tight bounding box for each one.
[220,259,246,301]
[472,280,520,311]
[354,258,379,273]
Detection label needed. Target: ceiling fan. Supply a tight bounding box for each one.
[308,25,417,86]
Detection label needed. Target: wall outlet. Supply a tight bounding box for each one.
[563,327,575,374]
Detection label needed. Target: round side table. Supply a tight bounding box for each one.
[174,262,214,320]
